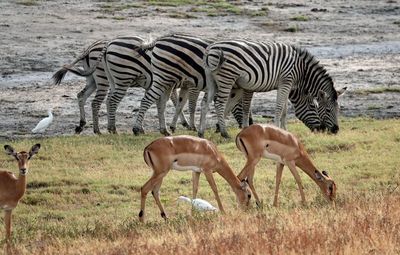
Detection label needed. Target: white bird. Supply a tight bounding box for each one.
[178,196,218,212]
[32,109,53,133]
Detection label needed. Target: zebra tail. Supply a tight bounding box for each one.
[205,48,225,72]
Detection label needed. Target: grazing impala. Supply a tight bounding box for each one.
[236,124,336,207]
[0,144,41,240]
[139,135,251,222]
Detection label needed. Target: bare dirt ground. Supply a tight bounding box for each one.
[0,0,399,139]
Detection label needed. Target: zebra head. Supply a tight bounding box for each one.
[314,87,347,134]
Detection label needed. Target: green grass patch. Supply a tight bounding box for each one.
[1,118,400,253]
[284,24,300,32]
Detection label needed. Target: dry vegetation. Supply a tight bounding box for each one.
[1,118,400,254]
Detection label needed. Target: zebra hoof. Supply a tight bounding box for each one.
[169,126,176,133]
[161,129,171,136]
[94,129,102,135]
[132,126,144,135]
[189,126,197,132]
[108,127,117,134]
[181,122,190,129]
[221,131,230,139]
[75,126,84,134]
[197,131,204,138]
[215,123,220,133]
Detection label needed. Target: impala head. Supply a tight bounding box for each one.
[237,180,252,209]
[315,170,336,202]
[4,144,41,175]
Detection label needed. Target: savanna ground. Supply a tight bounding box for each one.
[0,0,400,254]
[1,118,400,254]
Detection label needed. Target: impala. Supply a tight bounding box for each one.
[236,124,336,207]
[0,144,41,240]
[139,135,251,222]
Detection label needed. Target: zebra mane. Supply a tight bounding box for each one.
[296,46,337,100]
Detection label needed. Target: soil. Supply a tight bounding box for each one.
[0,0,399,139]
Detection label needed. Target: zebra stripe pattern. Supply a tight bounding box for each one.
[52,37,191,134]
[203,39,346,138]
[132,34,248,136]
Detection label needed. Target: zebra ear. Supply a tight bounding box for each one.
[318,90,328,102]
[337,87,347,97]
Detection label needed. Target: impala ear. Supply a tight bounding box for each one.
[322,170,329,177]
[315,170,323,181]
[29,144,41,159]
[337,87,347,97]
[240,179,249,189]
[4,145,17,157]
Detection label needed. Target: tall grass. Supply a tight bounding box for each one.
[1,118,400,254]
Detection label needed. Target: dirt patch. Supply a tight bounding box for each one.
[0,0,399,139]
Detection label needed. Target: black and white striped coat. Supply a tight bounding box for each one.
[203,39,346,138]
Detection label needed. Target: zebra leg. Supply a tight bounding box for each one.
[274,83,291,130]
[156,86,173,136]
[91,83,109,134]
[198,68,217,138]
[170,87,189,133]
[132,85,164,135]
[280,100,288,130]
[76,76,96,134]
[106,83,129,134]
[188,87,200,131]
[241,90,254,128]
[214,87,232,139]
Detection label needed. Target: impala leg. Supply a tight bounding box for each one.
[151,178,168,221]
[192,171,201,199]
[273,163,284,207]
[203,170,224,213]
[4,210,12,241]
[139,172,167,222]
[286,161,306,205]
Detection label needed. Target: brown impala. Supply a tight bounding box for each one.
[236,124,336,207]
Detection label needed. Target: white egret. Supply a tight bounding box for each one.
[178,196,218,212]
[32,109,53,133]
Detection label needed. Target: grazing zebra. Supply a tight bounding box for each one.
[202,39,347,138]
[132,34,249,136]
[52,36,191,134]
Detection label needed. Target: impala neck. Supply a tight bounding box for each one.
[16,170,27,198]
[217,157,242,191]
[295,153,325,189]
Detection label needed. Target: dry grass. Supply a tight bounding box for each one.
[1,118,400,254]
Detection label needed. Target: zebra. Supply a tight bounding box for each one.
[202,39,347,138]
[132,33,251,136]
[52,36,192,134]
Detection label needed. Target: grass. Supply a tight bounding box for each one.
[284,24,300,32]
[1,118,400,253]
